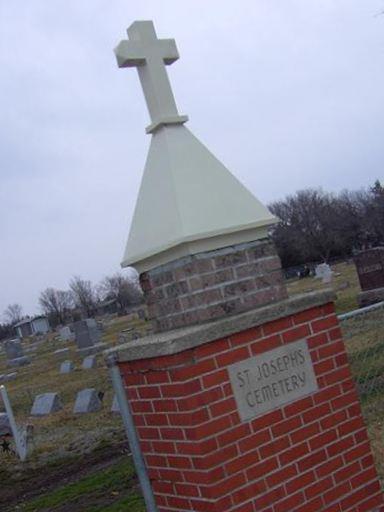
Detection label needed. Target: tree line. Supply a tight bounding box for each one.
[269,180,384,268]
[1,272,143,340]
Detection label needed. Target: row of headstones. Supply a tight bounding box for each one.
[30,389,120,416]
[60,356,97,373]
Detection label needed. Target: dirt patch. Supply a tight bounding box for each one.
[1,442,132,511]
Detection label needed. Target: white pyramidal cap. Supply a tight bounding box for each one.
[115,21,278,273]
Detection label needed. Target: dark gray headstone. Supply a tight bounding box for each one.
[354,247,384,291]
[60,360,74,374]
[73,319,101,350]
[73,388,102,414]
[31,392,63,416]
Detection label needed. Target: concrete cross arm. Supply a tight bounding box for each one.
[114,39,179,68]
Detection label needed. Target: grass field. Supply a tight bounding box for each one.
[0,314,150,464]
[2,259,384,510]
[19,457,144,512]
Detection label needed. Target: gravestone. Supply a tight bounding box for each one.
[354,247,384,307]
[60,360,74,374]
[0,413,11,437]
[73,319,106,356]
[111,395,120,414]
[4,339,31,367]
[59,326,74,342]
[82,355,97,370]
[73,388,102,414]
[31,392,63,416]
[315,262,333,283]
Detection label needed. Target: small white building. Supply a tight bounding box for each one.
[14,316,50,338]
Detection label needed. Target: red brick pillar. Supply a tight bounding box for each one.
[113,291,384,512]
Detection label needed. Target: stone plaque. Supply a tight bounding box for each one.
[228,339,318,422]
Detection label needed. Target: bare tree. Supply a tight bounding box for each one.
[99,272,143,313]
[39,288,73,326]
[69,276,96,317]
[3,303,23,325]
[269,182,384,268]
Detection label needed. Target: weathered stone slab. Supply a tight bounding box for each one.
[0,413,11,436]
[60,360,74,374]
[228,339,318,421]
[4,338,24,360]
[82,356,97,370]
[77,342,107,357]
[31,392,63,416]
[73,388,102,414]
[3,372,18,382]
[358,287,384,308]
[59,326,74,342]
[53,348,70,360]
[111,395,120,414]
[7,355,31,368]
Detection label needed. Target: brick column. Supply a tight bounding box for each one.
[113,291,384,512]
[140,239,287,332]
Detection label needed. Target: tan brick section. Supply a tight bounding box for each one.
[140,240,288,332]
[119,302,384,512]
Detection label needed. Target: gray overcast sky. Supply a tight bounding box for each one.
[1,0,384,317]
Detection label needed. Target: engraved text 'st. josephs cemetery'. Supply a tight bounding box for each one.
[228,339,318,421]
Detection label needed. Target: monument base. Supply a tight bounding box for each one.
[77,343,107,357]
[358,287,384,308]
[7,356,31,368]
[108,290,384,512]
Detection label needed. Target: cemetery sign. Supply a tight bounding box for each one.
[228,339,318,421]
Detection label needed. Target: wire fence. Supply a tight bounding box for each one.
[341,305,384,476]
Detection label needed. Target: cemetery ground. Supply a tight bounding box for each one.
[2,260,384,511]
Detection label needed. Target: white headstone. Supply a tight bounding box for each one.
[315,263,333,284]
[60,360,74,374]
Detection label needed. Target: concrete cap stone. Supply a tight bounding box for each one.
[105,290,335,364]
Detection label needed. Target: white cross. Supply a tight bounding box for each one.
[115,21,188,134]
